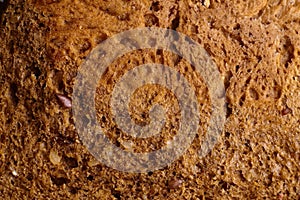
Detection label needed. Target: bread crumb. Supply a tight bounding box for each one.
[49,149,61,165]
[88,158,100,167]
[12,170,18,176]
[9,167,18,176]
[203,0,210,8]
[57,94,72,108]
[168,178,183,189]
[282,107,292,115]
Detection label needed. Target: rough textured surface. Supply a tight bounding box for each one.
[0,0,300,199]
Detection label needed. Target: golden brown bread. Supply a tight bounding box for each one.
[0,0,299,199]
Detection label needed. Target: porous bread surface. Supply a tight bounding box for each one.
[0,0,300,199]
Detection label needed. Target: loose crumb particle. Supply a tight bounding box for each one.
[49,149,61,165]
[168,178,183,189]
[281,107,292,115]
[57,94,72,108]
[10,167,18,176]
[202,0,210,8]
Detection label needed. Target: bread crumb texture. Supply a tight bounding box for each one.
[0,0,299,199]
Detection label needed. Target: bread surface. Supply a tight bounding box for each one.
[0,0,299,199]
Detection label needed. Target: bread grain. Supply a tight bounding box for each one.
[0,0,299,199]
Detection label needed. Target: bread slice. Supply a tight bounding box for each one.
[0,0,299,199]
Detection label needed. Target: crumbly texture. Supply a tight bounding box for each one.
[0,0,299,199]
